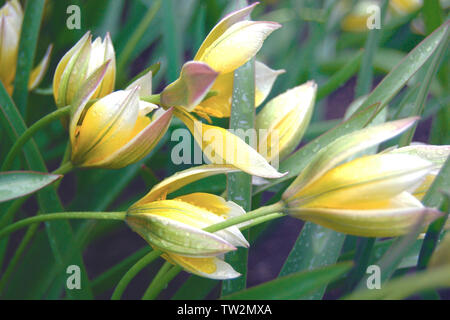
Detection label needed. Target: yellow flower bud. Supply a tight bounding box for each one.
[256,81,317,162]
[127,165,249,279]
[53,31,116,108]
[283,118,443,237]
[0,0,21,93]
[69,70,172,169]
[0,0,52,94]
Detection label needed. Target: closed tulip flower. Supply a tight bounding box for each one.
[282,118,443,237]
[0,0,51,94]
[161,3,283,119]
[127,165,249,279]
[69,66,172,169]
[53,31,115,108]
[256,81,317,163]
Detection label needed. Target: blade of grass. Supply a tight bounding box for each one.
[12,0,45,116]
[354,0,388,98]
[221,58,255,296]
[398,27,449,146]
[422,0,443,34]
[162,0,182,82]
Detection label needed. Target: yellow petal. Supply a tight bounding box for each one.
[283,117,419,200]
[197,20,281,74]
[28,45,52,90]
[290,153,432,209]
[165,254,240,279]
[72,89,139,166]
[255,61,285,107]
[390,0,423,15]
[136,164,238,205]
[256,81,316,162]
[175,109,286,178]
[0,14,20,86]
[194,3,258,62]
[289,205,442,237]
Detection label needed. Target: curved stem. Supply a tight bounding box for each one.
[142,265,182,300]
[0,211,126,240]
[1,105,71,171]
[111,250,162,300]
[141,261,172,299]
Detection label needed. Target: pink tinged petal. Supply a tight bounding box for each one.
[69,60,111,145]
[288,206,443,238]
[134,165,238,205]
[283,117,420,200]
[161,61,219,111]
[28,44,53,90]
[194,2,258,61]
[90,107,173,168]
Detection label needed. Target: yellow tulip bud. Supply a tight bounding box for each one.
[256,81,317,162]
[53,31,116,108]
[282,118,444,237]
[340,0,379,32]
[69,70,172,169]
[0,0,22,93]
[127,165,249,279]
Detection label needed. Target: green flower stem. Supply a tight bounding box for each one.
[142,265,182,300]
[141,94,161,105]
[111,250,162,300]
[1,105,71,171]
[0,212,125,240]
[141,261,173,299]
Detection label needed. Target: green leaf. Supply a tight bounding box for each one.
[12,0,45,116]
[0,83,93,299]
[222,262,352,300]
[222,58,255,296]
[162,0,182,82]
[0,171,61,203]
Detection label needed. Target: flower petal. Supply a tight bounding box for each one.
[256,81,316,162]
[290,153,433,209]
[197,20,281,74]
[289,206,442,237]
[28,44,53,90]
[161,61,219,111]
[165,254,240,279]
[283,117,419,200]
[88,107,173,168]
[255,61,285,107]
[194,2,258,61]
[126,209,236,257]
[175,109,286,178]
[72,88,139,166]
[135,164,238,205]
